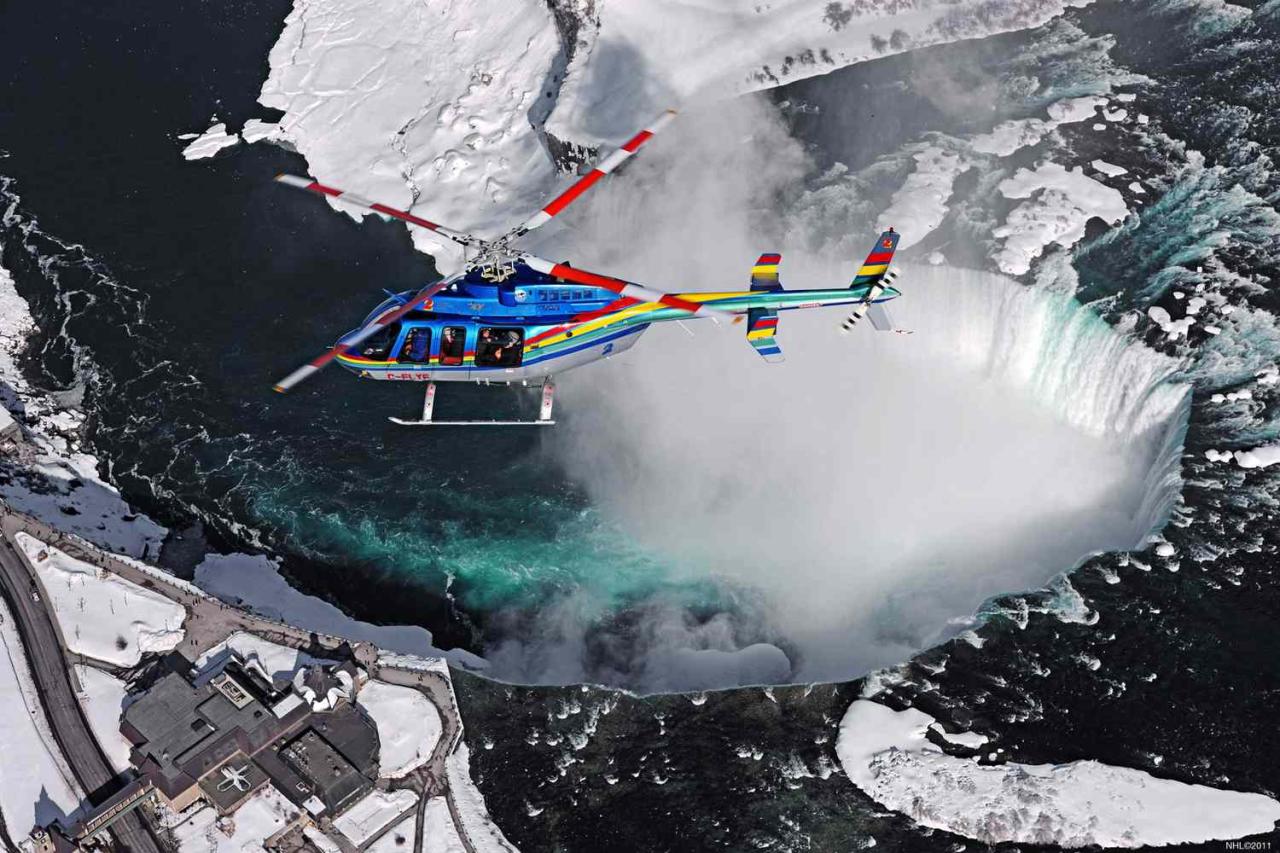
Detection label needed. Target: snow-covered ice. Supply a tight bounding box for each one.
[0,595,83,834]
[334,789,418,847]
[0,256,165,557]
[74,665,133,773]
[993,162,1128,275]
[181,122,240,160]
[194,552,484,669]
[357,679,442,778]
[446,742,520,852]
[1232,443,1280,469]
[837,699,1280,847]
[879,146,970,249]
[18,533,185,667]
[253,0,1103,271]
[1092,158,1128,177]
[173,786,299,853]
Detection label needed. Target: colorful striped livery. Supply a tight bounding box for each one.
[850,230,901,289]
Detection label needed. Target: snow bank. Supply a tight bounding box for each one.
[836,699,1280,847]
[0,596,83,833]
[423,797,467,853]
[74,665,133,773]
[446,743,520,853]
[334,789,418,847]
[357,679,442,779]
[18,533,185,667]
[0,256,165,557]
[181,122,240,160]
[194,553,484,668]
[173,786,299,853]
[993,162,1128,275]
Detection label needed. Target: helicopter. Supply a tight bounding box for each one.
[273,109,905,426]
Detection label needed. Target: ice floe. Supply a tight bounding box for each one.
[992,162,1128,275]
[837,698,1280,847]
[180,121,240,160]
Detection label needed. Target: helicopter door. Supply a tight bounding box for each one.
[439,326,466,366]
[476,327,524,368]
[398,327,432,364]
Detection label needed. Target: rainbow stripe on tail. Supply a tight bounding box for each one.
[850,229,900,289]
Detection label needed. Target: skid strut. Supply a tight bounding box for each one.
[389,380,557,426]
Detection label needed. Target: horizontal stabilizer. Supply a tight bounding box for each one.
[747,307,784,363]
[867,303,894,332]
[750,253,784,291]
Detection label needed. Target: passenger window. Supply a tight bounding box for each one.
[475,327,524,367]
[360,323,399,360]
[398,328,432,363]
[440,327,466,366]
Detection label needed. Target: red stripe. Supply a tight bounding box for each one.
[544,170,606,217]
[621,129,653,153]
[656,293,708,313]
[754,318,778,330]
[757,254,781,264]
[864,251,894,264]
[370,202,440,232]
[309,182,342,198]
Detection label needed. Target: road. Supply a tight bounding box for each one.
[0,530,162,853]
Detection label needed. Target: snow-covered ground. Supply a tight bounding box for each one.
[365,813,415,853]
[0,256,165,557]
[180,122,240,160]
[423,797,467,853]
[446,743,520,853]
[356,679,442,779]
[73,665,133,773]
[172,786,299,853]
[333,789,417,848]
[193,630,332,683]
[0,595,83,835]
[836,698,1280,847]
[194,552,485,669]
[17,533,185,667]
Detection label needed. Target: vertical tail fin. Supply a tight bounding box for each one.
[850,229,900,290]
[750,252,784,291]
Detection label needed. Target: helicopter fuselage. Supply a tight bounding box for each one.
[332,264,900,384]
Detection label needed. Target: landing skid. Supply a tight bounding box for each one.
[389,380,556,426]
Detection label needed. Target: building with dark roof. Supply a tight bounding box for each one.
[119,652,379,817]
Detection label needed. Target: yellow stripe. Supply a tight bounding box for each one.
[752,264,778,275]
[747,329,775,341]
[857,263,888,277]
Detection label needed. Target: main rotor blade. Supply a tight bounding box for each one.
[512,110,677,237]
[275,175,486,250]
[521,255,736,322]
[272,277,458,393]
